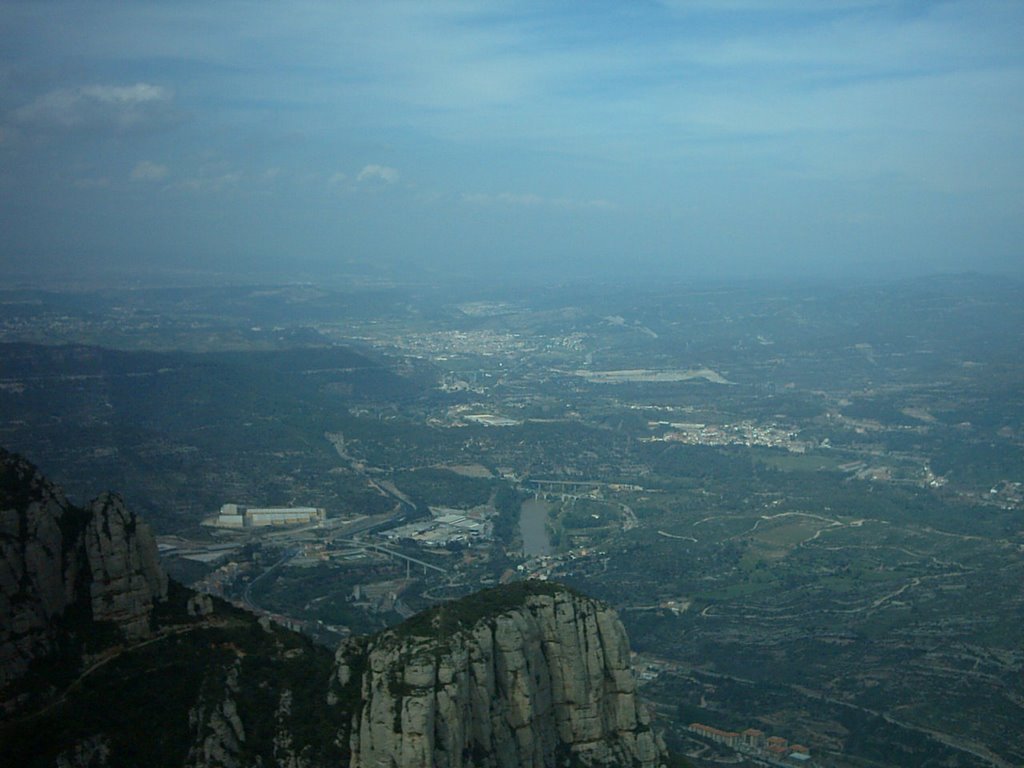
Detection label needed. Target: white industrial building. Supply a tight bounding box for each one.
[210,503,325,529]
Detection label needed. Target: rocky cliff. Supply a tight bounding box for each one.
[83,492,167,640]
[0,449,346,768]
[335,582,666,768]
[0,449,167,690]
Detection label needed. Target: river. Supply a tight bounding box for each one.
[519,496,553,557]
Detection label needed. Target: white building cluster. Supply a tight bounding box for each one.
[209,503,325,529]
[381,507,491,547]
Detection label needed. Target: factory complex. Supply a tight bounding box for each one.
[207,503,326,529]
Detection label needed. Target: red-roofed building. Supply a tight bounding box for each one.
[688,723,741,748]
[742,728,766,748]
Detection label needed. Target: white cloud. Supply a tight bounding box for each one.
[357,164,399,184]
[131,161,168,181]
[327,171,348,186]
[14,83,178,134]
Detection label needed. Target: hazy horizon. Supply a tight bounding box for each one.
[2,1,1022,286]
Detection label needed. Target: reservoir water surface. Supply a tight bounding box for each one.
[519,497,553,557]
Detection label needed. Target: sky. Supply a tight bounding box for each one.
[1,0,1023,286]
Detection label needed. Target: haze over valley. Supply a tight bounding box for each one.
[2,275,1022,766]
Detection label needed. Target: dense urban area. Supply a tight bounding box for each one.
[1,275,1022,767]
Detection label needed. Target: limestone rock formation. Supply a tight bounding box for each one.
[84,492,167,640]
[185,658,246,768]
[338,583,667,768]
[0,449,167,690]
[0,450,90,691]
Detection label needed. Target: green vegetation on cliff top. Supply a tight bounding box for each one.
[395,580,579,640]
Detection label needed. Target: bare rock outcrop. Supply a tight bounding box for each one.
[338,583,666,768]
[185,658,247,768]
[84,493,167,640]
[0,451,87,690]
[0,450,167,690]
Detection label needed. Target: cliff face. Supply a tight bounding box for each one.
[338,584,666,768]
[0,449,345,768]
[84,492,167,640]
[0,450,167,690]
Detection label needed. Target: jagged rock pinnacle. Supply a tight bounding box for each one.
[0,449,168,691]
[337,582,667,768]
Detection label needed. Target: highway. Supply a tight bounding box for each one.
[242,546,298,612]
[337,539,448,575]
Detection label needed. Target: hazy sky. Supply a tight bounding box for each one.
[2,1,1022,284]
